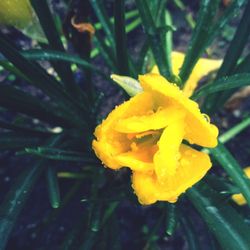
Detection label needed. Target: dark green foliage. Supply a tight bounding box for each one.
[0,0,250,249]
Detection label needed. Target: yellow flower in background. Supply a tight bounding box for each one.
[151,51,222,97]
[232,167,250,206]
[0,0,34,29]
[92,73,218,205]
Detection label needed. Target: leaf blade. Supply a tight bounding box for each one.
[210,142,250,207]
[187,182,250,250]
[192,73,250,100]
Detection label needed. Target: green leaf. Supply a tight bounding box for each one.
[205,174,240,195]
[205,0,246,51]
[210,142,250,207]
[91,15,141,60]
[187,182,250,250]
[93,32,117,70]
[0,132,42,150]
[135,0,174,82]
[165,204,177,236]
[179,211,200,250]
[30,0,76,94]
[114,0,130,75]
[155,0,168,26]
[137,38,150,74]
[0,32,87,125]
[101,202,119,226]
[79,201,119,250]
[236,53,250,74]
[203,0,250,112]
[0,160,45,250]
[0,135,62,250]
[125,17,141,33]
[94,9,139,30]
[192,73,250,100]
[110,74,142,96]
[216,0,250,78]
[0,118,56,136]
[179,0,220,85]
[60,214,87,250]
[219,117,250,144]
[144,211,165,249]
[164,10,173,72]
[90,205,102,232]
[47,166,61,209]
[41,181,83,231]
[0,85,74,127]
[15,49,108,79]
[19,147,98,163]
[89,0,115,48]
[0,61,29,81]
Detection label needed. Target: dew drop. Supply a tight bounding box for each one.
[202,113,210,123]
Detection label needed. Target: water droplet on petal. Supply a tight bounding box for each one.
[202,114,210,123]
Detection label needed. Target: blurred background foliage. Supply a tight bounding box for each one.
[0,0,250,249]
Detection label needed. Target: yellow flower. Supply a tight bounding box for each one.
[92,73,218,205]
[0,0,34,29]
[151,51,222,97]
[232,167,250,206]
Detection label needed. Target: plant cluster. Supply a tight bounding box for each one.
[0,0,250,249]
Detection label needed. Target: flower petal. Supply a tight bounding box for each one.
[154,118,185,181]
[115,105,185,133]
[151,51,222,97]
[93,91,154,169]
[114,143,157,171]
[139,73,218,147]
[183,56,222,97]
[132,144,212,205]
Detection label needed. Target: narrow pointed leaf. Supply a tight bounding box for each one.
[19,147,98,163]
[0,32,86,124]
[93,32,117,70]
[187,182,250,250]
[165,204,177,236]
[219,117,250,144]
[0,61,29,81]
[47,166,61,209]
[192,73,250,100]
[204,0,250,112]
[114,0,129,75]
[179,212,200,250]
[179,0,220,85]
[135,0,174,81]
[0,118,54,136]
[30,0,76,94]
[0,135,62,249]
[217,0,250,77]
[89,0,115,48]
[60,215,87,250]
[0,160,45,250]
[12,49,107,78]
[210,142,250,207]
[0,85,75,127]
[41,181,83,230]
[0,132,42,150]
